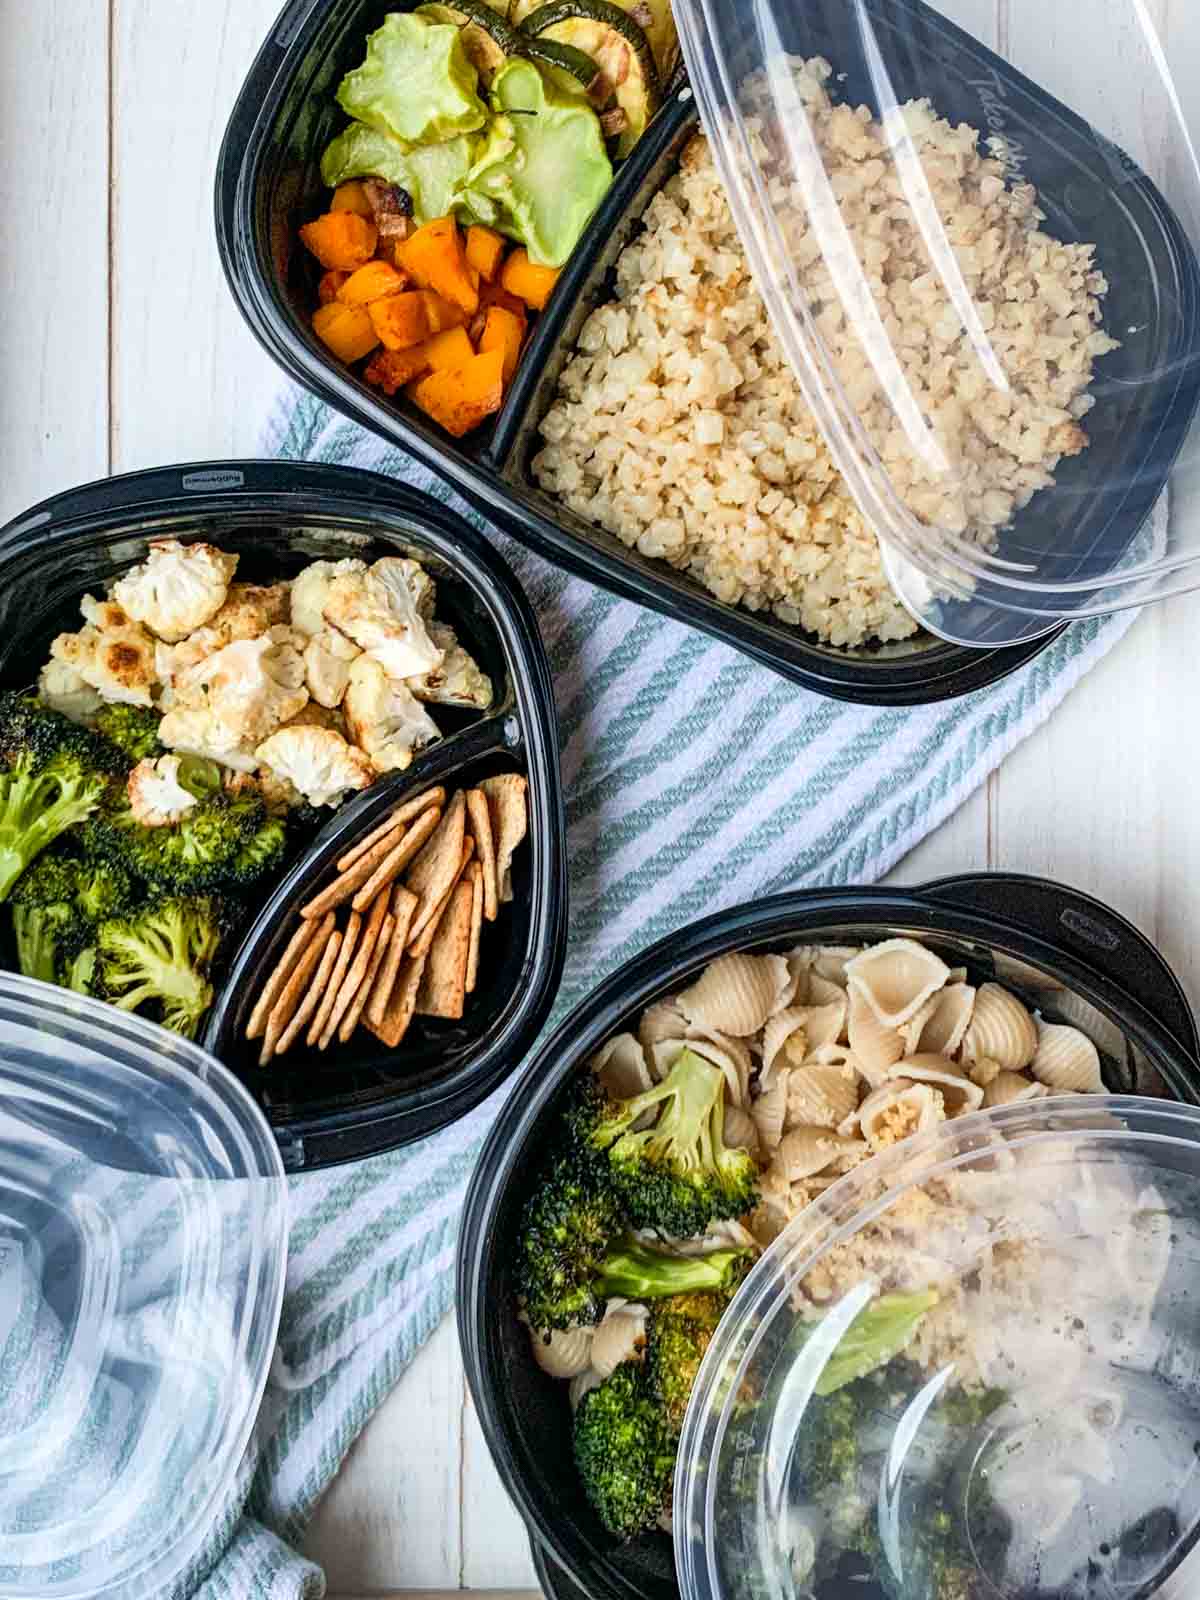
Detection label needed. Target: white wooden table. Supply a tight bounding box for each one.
[7,1,1200,1593]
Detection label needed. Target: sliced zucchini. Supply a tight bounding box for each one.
[513,0,675,77]
[416,0,521,84]
[518,0,660,157]
[518,37,606,99]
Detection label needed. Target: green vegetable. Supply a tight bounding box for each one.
[596,1240,751,1303]
[12,901,75,985]
[92,703,163,764]
[573,1048,759,1237]
[461,58,613,266]
[320,124,484,227]
[573,1361,676,1539]
[97,897,224,1039]
[416,0,520,84]
[814,1290,940,1396]
[517,0,659,156]
[516,37,604,98]
[89,790,284,895]
[0,694,122,903]
[646,1278,749,1429]
[336,12,488,144]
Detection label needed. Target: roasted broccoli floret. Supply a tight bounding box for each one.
[229,813,287,884]
[9,849,134,987]
[573,1361,677,1540]
[645,1271,752,1429]
[97,896,222,1038]
[596,1240,752,1303]
[812,1289,940,1396]
[92,703,163,764]
[90,789,280,894]
[515,1150,627,1334]
[572,1049,760,1236]
[0,693,122,901]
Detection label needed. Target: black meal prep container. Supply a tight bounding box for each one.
[456,873,1200,1600]
[216,0,1200,702]
[0,459,567,1172]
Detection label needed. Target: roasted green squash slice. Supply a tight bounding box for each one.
[513,0,676,77]
[517,0,660,156]
[416,0,521,83]
[518,37,607,99]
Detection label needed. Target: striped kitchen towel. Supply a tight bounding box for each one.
[190,384,1138,1597]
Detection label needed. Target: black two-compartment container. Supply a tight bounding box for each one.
[456,873,1200,1600]
[215,0,1200,702]
[0,459,567,1171]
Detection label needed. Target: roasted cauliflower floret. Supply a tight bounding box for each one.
[37,659,105,723]
[254,725,374,808]
[154,582,291,680]
[50,598,159,707]
[111,539,239,642]
[127,754,201,826]
[323,558,443,681]
[290,558,368,637]
[166,626,309,752]
[156,708,259,773]
[303,628,361,708]
[343,656,441,774]
[409,623,493,710]
[282,701,344,732]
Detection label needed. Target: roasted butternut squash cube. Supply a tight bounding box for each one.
[465,225,506,283]
[406,348,505,438]
[365,345,435,395]
[417,291,468,334]
[368,292,432,351]
[422,326,475,372]
[330,181,374,218]
[317,269,350,305]
[478,304,524,385]
[499,248,560,311]
[399,218,479,316]
[338,260,409,306]
[300,211,378,271]
[312,301,380,364]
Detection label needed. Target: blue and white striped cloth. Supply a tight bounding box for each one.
[186,386,1136,1596]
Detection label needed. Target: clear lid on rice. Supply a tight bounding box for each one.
[674,1095,1200,1599]
[670,1,1200,645]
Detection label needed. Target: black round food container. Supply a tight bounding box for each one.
[210,0,1130,705]
[0,459,567,1171]
[456,873,1200,1600]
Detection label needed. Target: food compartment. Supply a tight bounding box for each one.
[457,883,1200,1600]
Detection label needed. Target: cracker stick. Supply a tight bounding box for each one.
[408,838,474,961]
[276,929,342,1056]
[246,917,322,1039]
[465,788,498,922]
[405,791,467,946]
[366,951,427,1049]
[339,913,395,1044]
[479,773,528,903]
[307,909,362,1046]
[299,832,395,920]
[336,786,446,873]
[365,885,419,1029]
[350,805,443,914]
[260,914,335,1065]
[318,890,390,1049]
[465,861,484,995]
[415,879,473,1020]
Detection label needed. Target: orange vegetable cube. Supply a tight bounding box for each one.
[417,291,468,334]
[331,181,374,218]
[318,269,350,305]
[368,292,433,351]
[338,260,409,306]
[312,301,380,364]
[478,304,524,385]
[499,248,560,311]
[406,348,505,438]
[399,218,479,316]
[422,326,476,372]
[300,211,378,271]
[465,225,506,283]
[365,345,435,395]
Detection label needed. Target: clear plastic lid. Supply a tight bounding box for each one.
[676,1096,1200,1600]
[672,1,1200,645]
[0,977,287,1600]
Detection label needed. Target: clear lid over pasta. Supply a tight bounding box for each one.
[674,1097,1200,1600]
[672,0,1200,644]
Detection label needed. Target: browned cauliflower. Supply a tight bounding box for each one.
[254,725,375,808]
[127,754,200,826]
[344,657,440,773]
[289,558,368,636]
[323,557,443,681]
[112,539,239,642]
[50,595,159,707]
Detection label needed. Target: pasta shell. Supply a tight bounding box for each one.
[791,997,848,1056]
[723,1102,760,1155]
[808,974,850,1010]
[1043,990,1128,1064]
[847,981,905,1088]
[638,997,688,1051]
[909,983,976,1058]
[678,952,791,1037]
[888,1053,984,1115]
[1030,1022,1104,1094]
[751,1069,790,1153]
[856,1080,946,1151]
[947,967,969,984]
[787,1057,860,1131]
[811,945,863,986]
[961,983,1038,1071]
[777,1124,867,1181]
[687,1026,754,1106]
[982,1072,1049,1108]
[591,1300,649,1378]
[845,939,951,1027]
[761,1007,808,1086]
[569,1369,605,1412]
[968,1056,1004,1088]
[591,1033,653,1099]
[530,1323,594,1380]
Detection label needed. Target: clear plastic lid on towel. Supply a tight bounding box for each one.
[675,1095,1200,1600]
[0,977,287,1600]
[671,0,1200,645]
